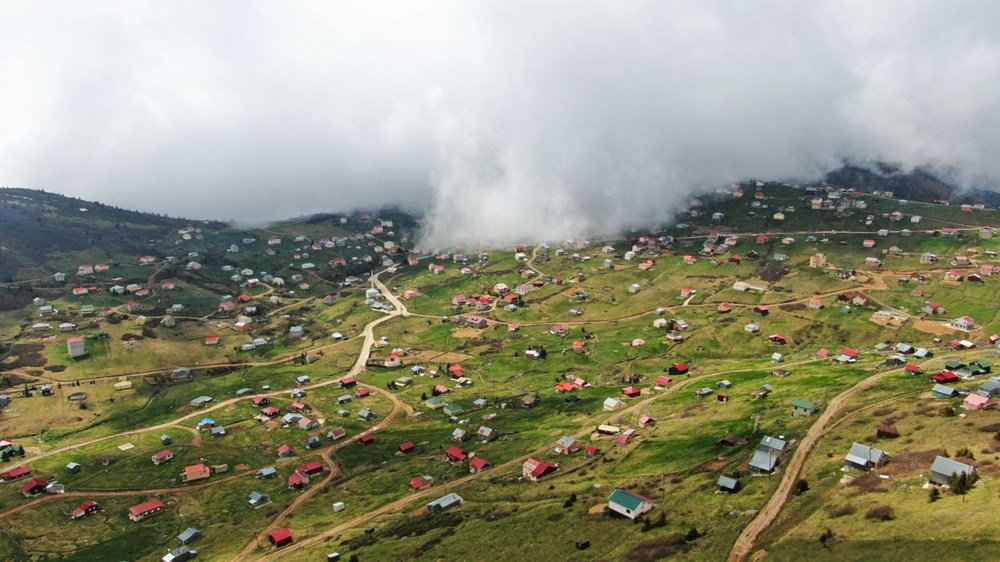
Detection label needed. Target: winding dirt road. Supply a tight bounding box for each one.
[727,350,978,562]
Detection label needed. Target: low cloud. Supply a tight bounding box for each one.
[1,2,999,247]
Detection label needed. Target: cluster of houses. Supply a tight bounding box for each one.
[927,358,996,409]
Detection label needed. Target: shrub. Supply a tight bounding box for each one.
[794,479,809,495]
[844,472,887,496]
[830,504,856,518]
[864,505,895,521]
[928,488,940,503]
[625,534,691,561]
[949,471,977,494]
[954,447,975,460]
[819,528,835,547]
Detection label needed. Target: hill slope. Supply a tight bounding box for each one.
[0,188,211,281]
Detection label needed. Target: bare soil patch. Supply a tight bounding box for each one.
[1,343,47,368]
[406,350,474,364]
[883,448,944,476]
[452,328,486,339]
[913,320,957,336]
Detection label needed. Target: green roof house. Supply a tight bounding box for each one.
[607,489,655,520]
[790,399,818,417]
[443,404,464,417]
[424,397,447,410]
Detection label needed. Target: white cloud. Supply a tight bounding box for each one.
[1,1,998,246]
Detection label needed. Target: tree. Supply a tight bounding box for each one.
[794,479,810,495]
[819,528,834,548]
[949,471,975,494]
[928,487,940,502]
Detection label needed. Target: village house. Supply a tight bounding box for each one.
[844,442,888,471]
[964,393,994,410]
[151,450,174,465]
[70,501,99,519]
[522,458,558,481]
[553,436,582,455]
[182,464,211,482]
[128,499,167,521]
[248,491,272,509]
[427,493,464,513]
[607,489,655,520]
[469,457,492,473]
[928,456,975,486]
[950,316,975,331]
[268,528,293,548]
[932,384,959,399]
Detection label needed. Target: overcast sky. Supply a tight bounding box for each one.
[2,2,999,246]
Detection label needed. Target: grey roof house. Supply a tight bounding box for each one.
[844,442,888,471]
[929,456,976,486]
[426,492,464,513]
[759,435,787,454]
[749,449,780,473]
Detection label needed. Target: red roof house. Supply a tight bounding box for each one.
[469,457,491,472]
[399,442,415,454]
[654,375,672,387]
[277,444,294,457]
[297,461,324,475]
[555,382,575,393]
[522,458,558,481]
[446,446,468,462]
[268,528,293,548]
[70,500,99,519]
[670,363,689,374]
[151,450,173,465]
[288,471,309,490]
[622,386,641,398]
[358,434,375,445]
[2,467,31,481]
[22,478,48,497]
[410,475,433,490]
[933,371,960,383]
[128,499,166,521]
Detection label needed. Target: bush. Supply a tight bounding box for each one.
[942,406,957,417]
[954,447,975,460]
[830,504,856,518]
[625,534,691,561]
[864,505,895,521]
[928,488,940,503]
[794,479,810,495]
[949,471,977,494]
[819,528,835,548]
[564,492,578,508]
[846,472,888,494]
